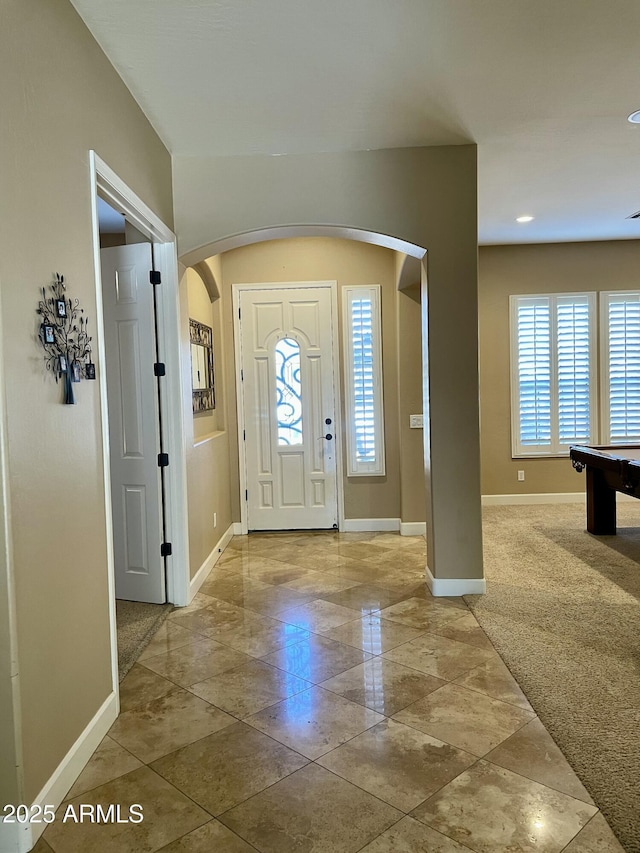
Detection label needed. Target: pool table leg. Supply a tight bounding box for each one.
[586,467,616,534]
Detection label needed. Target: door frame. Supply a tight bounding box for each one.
[233,281,345,534]
[89,152,190,690]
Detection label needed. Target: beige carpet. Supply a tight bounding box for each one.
[116,599,173,681]
[465,503,640,853]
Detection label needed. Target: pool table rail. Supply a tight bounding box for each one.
[569,444,640,534]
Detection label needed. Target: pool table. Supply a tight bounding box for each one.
[570,444,640,534]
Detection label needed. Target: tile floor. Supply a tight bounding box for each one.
[37,532,625,853]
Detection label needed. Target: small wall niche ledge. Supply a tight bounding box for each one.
[193,430,226,447]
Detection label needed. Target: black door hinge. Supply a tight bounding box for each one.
[245,489,248,501]
[157,453,169,468]
[243,429,246,440]
[154,362,166,377]
[150,270,161,285]
[241,369,244,381]
[238,307,241,319]
[160,542,172,557]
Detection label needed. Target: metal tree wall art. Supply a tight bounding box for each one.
[36,273,95,404]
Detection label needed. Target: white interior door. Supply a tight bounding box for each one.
[101,244,166,603]
[239,285,338,530]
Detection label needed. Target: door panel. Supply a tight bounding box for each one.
[240,286,338,530]
[101,244,165,603]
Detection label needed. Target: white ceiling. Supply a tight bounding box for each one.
[71,0,640,245]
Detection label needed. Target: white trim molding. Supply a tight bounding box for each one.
[342,517,400,532]
[232,522,243,536]
[89,153,191,709]
[188,524,235,600]
[21,691,118,851]
[0,819,23,853]
[426,566,486,597]
[400,521,426,536]
[482,492,584,505]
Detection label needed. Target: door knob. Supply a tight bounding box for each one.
[325,433,333,441]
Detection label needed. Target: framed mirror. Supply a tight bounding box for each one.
[189,318,215,412]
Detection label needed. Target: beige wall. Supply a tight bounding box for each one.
[186,434,232,578]
[0,298,20,806]
[0,0,173,802]
[183,269,232,578]
[479,240,640,495]
[397,283,426,523]
[219,237,401,522]
[175,145,482,582]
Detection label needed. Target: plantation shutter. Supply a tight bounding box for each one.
[602,292,640,443]
[557,295,592,445]
[343,285,385,475]
[515,297,551,450]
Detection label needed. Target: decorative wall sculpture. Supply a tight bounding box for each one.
[36,273,95,404]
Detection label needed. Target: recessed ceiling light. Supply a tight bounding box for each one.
[516,215,534,223]
[628,110,640,124]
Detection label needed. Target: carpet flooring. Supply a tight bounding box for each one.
[116,599,173,681]
[466,503,640,853]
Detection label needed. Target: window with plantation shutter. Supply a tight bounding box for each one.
[343,285,385,475]
[601,292,640,443]
[557,297,593,445]
[510,293,596,456]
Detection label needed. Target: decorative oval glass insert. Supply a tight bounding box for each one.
[275,337,303,445]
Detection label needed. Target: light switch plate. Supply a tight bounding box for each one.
[409,414,424,428]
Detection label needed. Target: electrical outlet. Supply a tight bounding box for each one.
[517,470,525,482]
[213,512,217,527]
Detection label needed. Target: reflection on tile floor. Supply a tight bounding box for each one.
[41,531,625,853]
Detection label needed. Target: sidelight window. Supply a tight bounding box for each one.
[343,286,385,475]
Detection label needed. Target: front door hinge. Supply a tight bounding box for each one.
[241,369,244,381]
[150,270,161,286]
[243,429,246,441]
[160,542,172,557]
[157,453,169,468]
[154,362,166,377]
[238,307,241,319]
[245,489,248,501]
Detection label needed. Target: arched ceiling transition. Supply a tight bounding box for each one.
[184,226,425,299]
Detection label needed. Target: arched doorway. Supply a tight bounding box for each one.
[181,221,484,597]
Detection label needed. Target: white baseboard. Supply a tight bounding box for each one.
[232,522,243,535]
[481,492,584,506]
[189,524,235,601]
[426,565,486,597]
[19,691,118,851]
[400,521,426,536]
[342,518,400,533]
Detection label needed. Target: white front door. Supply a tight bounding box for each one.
[101,244,166,603]
[238,285,338,530]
